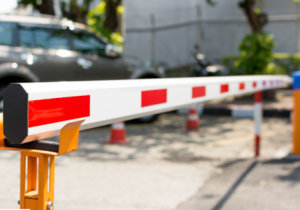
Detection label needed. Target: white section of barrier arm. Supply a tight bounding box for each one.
[3,75,291,144]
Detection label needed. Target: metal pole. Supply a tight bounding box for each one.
[254,91,262,157]
[119,0,126,39]
[293,71,300,155]
[297,3,300,52]
[150,13,156,65]
[196,5,203,52]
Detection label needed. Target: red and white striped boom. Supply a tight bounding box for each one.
[3,75,291,144]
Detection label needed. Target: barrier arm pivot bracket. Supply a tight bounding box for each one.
[58,119,85,155]
[0,114,84,210]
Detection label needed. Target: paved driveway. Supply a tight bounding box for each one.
[0,114,292,210]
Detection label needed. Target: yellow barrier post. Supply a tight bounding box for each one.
[0,114,84,210]
[20,152,55,210]
[293,72,300,155]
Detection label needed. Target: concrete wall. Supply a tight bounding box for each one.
[124,0,300,69]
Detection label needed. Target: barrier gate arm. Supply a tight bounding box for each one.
[0,75,291,210]
[3,75,291,144]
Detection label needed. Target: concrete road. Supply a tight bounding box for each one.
[0,114,293,210]
[177,158,300,210]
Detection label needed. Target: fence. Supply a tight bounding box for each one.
[125,8,300,69]
[0,75,293,210]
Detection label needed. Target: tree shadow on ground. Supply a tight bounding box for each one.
[262,158,300,183]
[46,114,256,162]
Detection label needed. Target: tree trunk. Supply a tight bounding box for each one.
[104,0,122,32]
[60,0,93,24]
[36,0,55,16]
[239,0,268,33]
[60,0,83,23]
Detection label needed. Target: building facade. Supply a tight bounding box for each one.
[124,0,300,69]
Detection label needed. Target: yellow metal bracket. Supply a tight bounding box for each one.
[59,119,85,155]
[20,152,55,210]
[0,114,5,148]
[0,113,85,210]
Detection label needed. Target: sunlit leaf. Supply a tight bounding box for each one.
[117,5,125,14]
[87,1,124,50]
[88,18,96,25]
[254,8,261,14]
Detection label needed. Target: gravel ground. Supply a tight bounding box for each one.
[0,114,292,210]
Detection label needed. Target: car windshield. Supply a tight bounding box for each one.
[0,22,13,46]
[71,31,106,56]
[19,26,69,50]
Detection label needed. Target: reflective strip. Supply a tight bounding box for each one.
[239,83,245,90]
[231,108,253,118]
[188,115,198,120]
[220,84,229,93]
[263,81,266,86]
[254,103,262,135]
[141,89,167,107]
[28,95,90,128]
[254,92,262,103]
[255,135,260,157]
[112,122,125,130]
[192,86,206,98]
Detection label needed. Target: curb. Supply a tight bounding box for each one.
[178,105,291,118]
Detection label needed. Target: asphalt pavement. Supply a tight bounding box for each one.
[0,114,295,210]
[177,158,300,210]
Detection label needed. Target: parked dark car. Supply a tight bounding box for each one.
[0,14,164,122]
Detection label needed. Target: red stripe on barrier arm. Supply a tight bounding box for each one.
[253,82,257,88]
[141,89,167,107]
[239,83,245,90]
[220,84,229,93]
[263,81,266,86]
[270,80,273,86]
[192,86,206,98]
[29,95,90,127]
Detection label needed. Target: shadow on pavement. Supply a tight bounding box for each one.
[210,160,258,210]
[47,115,245,162]
[45,114,291,164]
[263,158,300,183]
[217,158,247,168]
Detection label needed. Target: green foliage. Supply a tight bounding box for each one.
[87,1,124,51]
[234,33,276,75]
[273,53,300,75]
[18,0,35,5]
[206,0,216,6]
[222,53,300,76]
